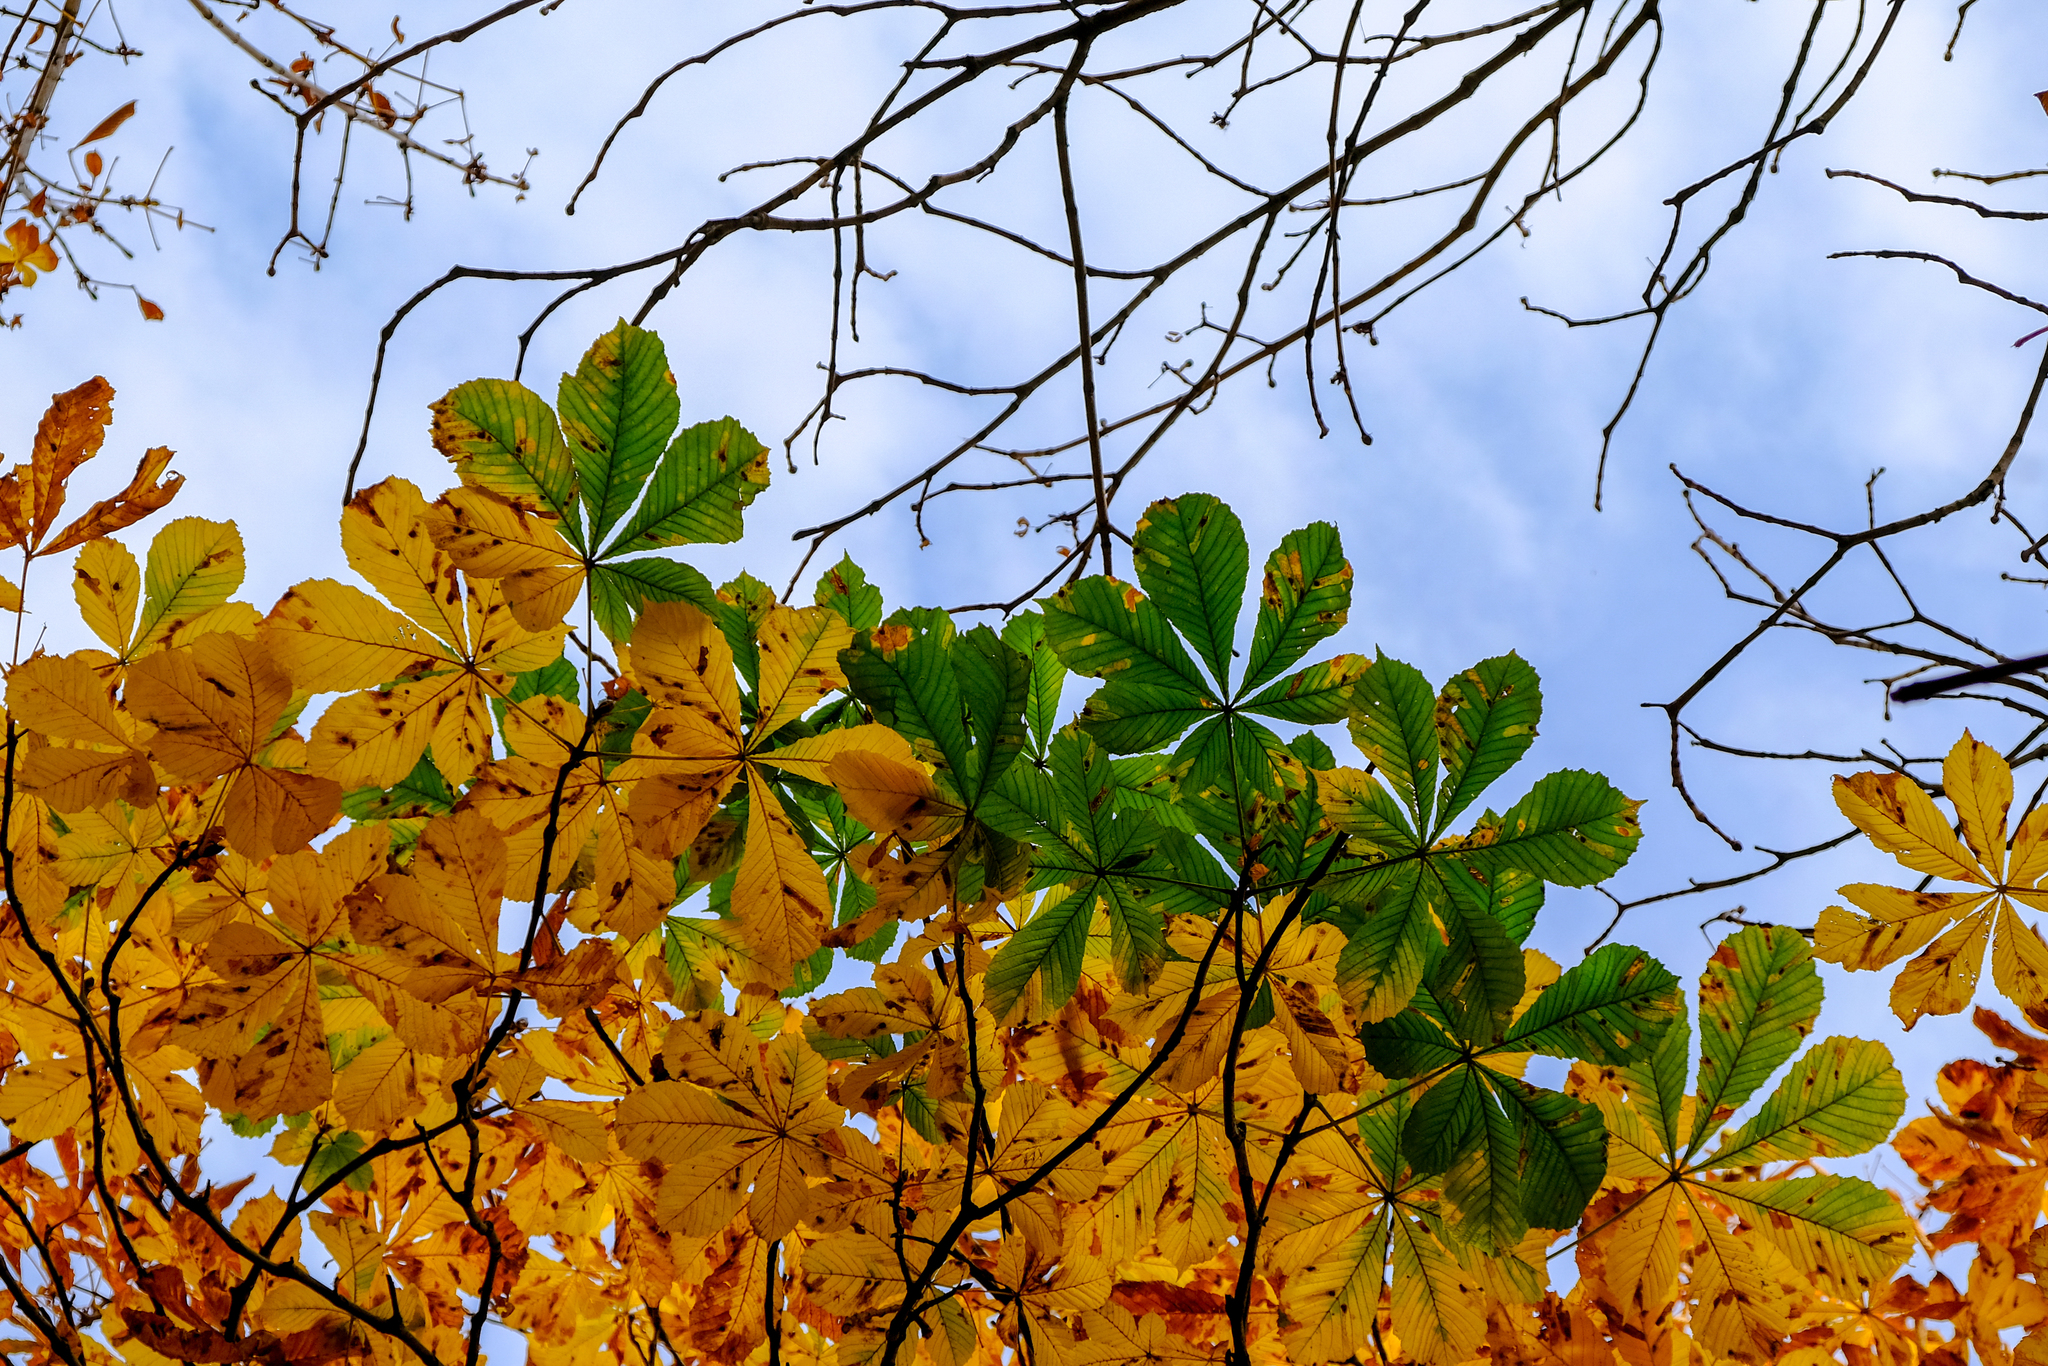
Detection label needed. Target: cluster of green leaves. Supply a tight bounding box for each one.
[797,485,1666,1240]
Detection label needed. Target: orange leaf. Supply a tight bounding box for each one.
[137,295,164,322]
[75,100,136,146]
[44,444,181,554]
[83,150,102,179]
[0,377,113,551]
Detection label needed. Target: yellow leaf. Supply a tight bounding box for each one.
[2013,806,2048,889]
[72,537,138,653]
[44,444,182,556]
[1993,901,2048,1017]
[731,784,832,983]
[134,516,244,655]
[516,1099,612,1165]
[1600,1180,1685,1318]
[0,1058,89,1141]
[1891,910,1991,1028]
[264,577,442,691]
[827,747,963,842]
[428,485,582,631]
[0,377,110,551]
[332,1033,423,1133]
[628,598,742,736]
[1835,770,1989,886]
[8,651,153,810]
[753,604,851,735]
[342,477,469,649]
[127,631,289,781]
[1389,1214,1486,1366]
[128,632,341,857]
[1946,731,2012,880]
[409,807,507,964]
[1812,885,1988,971]
[750,723,915,786]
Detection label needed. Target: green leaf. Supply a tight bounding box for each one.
[984,886,1094,1019]
[1689,925,1825,1155]
[1174,714,1286,846]
[1505,944,1680,1064]
[1106,753,1191,828]
[979,761,1056,844]
[1467,769,1642,887]
[1132,827,1235,918]
[602,417,770,555]
[1319,766,1416,855]
[1350,654,1440,833]
[1358,996,1463,1079]
[305,1131,374,1194]
[1483,866,1544,944]
[1072,679,1216,755]
[430,378,580,535]
[716,573,780,693]
[588,556,718,646]
[340,751,455,823]
[1242,521,1350,695]
[1619,1006,1692,1158]
[814,554,884,632]
[1327,872,1441,1019]
[1102,879,1166,993]
[1048,731,1121,862]
[953,626,1032,802]
[1442,1087,1524,1249]
[1434,655,1541,827]
[1131,493,1249,692]
[1428,872,1526,1046]
[842,622,972,785]
[1405,1064,1484,1177]
[1338,865,1443,1024]
[1703,1036,1905,1168]
[1241,652,1371,724]
[1494,1079,1607,1232]
[559,320,679,544]
[1000,612,1065,762]
[1040,576,1213,697]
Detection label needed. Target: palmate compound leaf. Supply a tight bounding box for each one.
[264,475,567,790]
[617,597,930,980]
[1043,496,1366,753]
[1817,730,2048,1028]
[428,322,767,643]
[1358,942,1680,1251]
[614,1021,845,1241]
[1320,738,1637,1027]
[1580,926,1914,1364]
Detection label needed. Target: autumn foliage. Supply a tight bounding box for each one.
[0,325,2035,1366]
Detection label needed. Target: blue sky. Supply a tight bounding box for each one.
[10,0,2048,1207]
